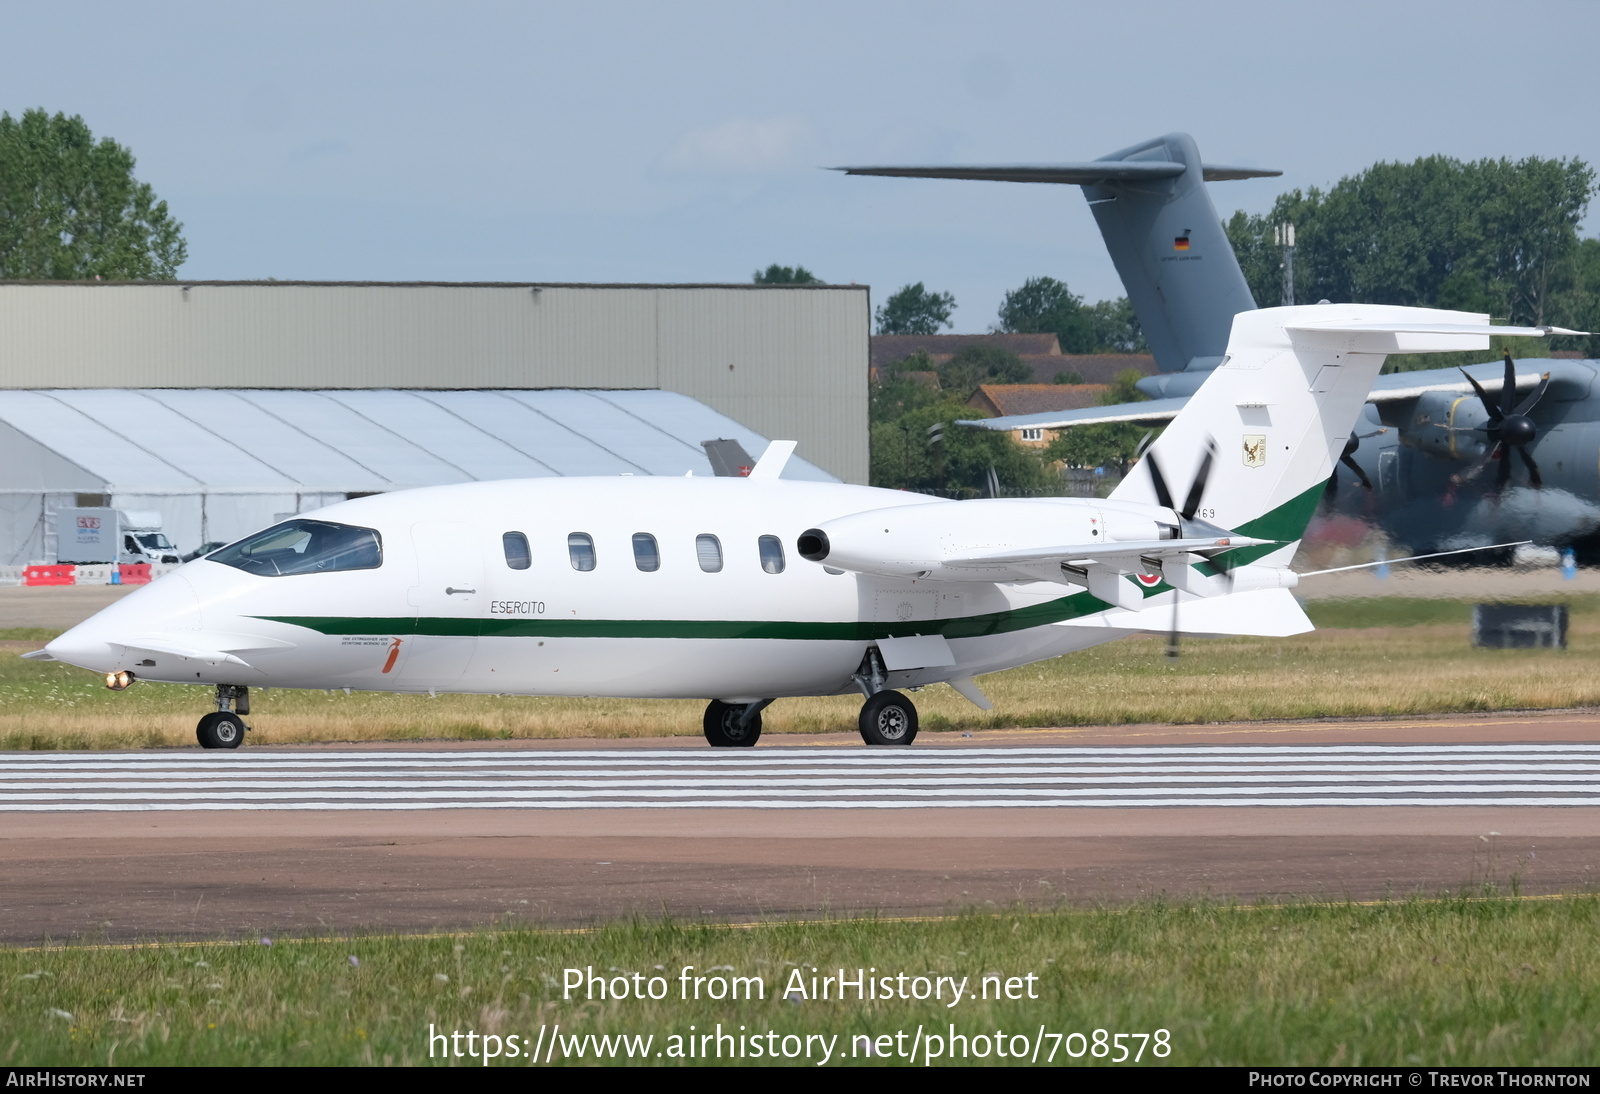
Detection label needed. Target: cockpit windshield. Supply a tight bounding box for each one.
[208,519,382,577]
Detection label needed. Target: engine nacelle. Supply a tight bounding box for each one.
[798,498,1171,581]
[1406,390,1489,462]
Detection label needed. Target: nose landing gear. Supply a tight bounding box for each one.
[197,685,250,750]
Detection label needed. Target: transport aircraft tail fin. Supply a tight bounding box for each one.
[836,132,1274,376]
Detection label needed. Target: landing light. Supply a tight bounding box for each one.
[105,671,135,691]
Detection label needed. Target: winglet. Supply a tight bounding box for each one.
[747,440,797,479]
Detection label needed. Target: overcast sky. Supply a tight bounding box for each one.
[4,1,1597,331]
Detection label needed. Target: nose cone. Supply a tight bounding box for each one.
[45,573,203,673]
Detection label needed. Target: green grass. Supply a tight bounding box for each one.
[3,898,1598,1066]
[1304,594,1600,630]
[0,628,64,642]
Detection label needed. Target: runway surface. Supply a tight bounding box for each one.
[5,713,1600,943]
[8,743,1600,811]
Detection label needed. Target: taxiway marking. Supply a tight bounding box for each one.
[4,744,1599,810]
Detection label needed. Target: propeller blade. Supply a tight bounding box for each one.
[1166,587,1180,660]
[1496,446,1512,492]
[1519,446,1543,489]
[1145,454,1175,512]
[1459,368,1502,422]
[1453,445,1499,487]
[1501,350,1517,417]
[1180,439,1217,520]
[1341,452,1374,490]
[1512,372,1551,418]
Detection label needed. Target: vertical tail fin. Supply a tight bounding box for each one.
[1082,133,1261,374]
[1111,305,1507,554]
[835,132,1277,374]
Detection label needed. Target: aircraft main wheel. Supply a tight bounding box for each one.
[196,711,247,750]
[703,700,761,748]
[858,690,918,746]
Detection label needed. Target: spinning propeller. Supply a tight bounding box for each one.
[1454,351,1552,493]
[1141,439,1233,659]
[1144,438,1234,544]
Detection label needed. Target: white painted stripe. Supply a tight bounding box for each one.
[6,773,1600,792]
[3,743,1596,811]
[1,797,1597,812]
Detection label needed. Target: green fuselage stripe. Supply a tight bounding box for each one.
[255,485,1322,643]
[259,586,1114,643]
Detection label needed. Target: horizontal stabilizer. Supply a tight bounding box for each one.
[1199,165,1284,181]
[20,649,53,661]
[832,163,1279,184]
[1060,587,1313,637]
[1289,321,1588,338]
[833,162,1184,183]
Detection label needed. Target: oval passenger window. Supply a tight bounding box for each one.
[758,534,785,574]
[632,532,660,572]
[696,534,723,573]
[503,531,531,570]
[567,532,596,572]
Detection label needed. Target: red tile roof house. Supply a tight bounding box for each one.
[870,333,1156,385]
[965,384,1110,447]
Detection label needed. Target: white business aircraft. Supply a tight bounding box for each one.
[32,305,1568,749]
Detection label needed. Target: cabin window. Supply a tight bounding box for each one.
[209,519,382,577]
[758,534,785,574]
[502,531,531,570]
[567,532,596,571]
[696,534,723,572]
[632,532,660,572]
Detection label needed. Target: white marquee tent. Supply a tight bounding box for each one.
[0,388,833,565]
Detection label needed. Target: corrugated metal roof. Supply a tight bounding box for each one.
[0,389,835,493]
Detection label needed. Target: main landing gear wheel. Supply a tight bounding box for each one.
[703,700,762,748]
[196,711,246,750]
[858,690,917,746]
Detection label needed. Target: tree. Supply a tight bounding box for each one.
[875,282,955,334]
[1042,369,1155,471]
[870,350,945,425]
[0,109,186,279]
[1087,296,1147,353]
[753,263,820,284]
[870,400,1050,496]
[937,343,1032,396]
[994,275,1095,352]
[1224,154,1597,329]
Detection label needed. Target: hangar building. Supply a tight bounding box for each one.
[0,281,869,565]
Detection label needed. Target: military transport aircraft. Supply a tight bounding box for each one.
[30,305,1567,749]
[841,133,1600,554]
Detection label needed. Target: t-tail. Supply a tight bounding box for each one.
[836,131,1272,386]
[1110,304,1567,571]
